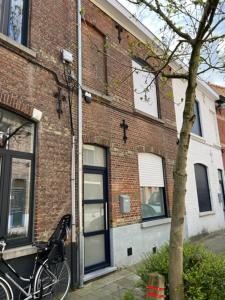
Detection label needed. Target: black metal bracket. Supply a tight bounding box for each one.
[55,88,66,119]
[115,24,123,43]
[120,119,128,143]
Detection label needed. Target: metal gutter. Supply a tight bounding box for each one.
[77,0,84,288]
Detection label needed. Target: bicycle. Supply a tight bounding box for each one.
[0,214,72,300]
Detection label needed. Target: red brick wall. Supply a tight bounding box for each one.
[217,114,225,167]
[0,0,77,241]
[209,83,225,168]
[82,0,177,227]
[82,23,107,93]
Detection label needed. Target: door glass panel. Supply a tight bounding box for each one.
[83,145,106,167]
[84,173,103,200]
[84,204,104,233]
[84,234,105,267]
[8,158,31,240]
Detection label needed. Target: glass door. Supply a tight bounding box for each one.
[83,145,110,273]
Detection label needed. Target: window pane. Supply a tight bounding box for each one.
[218,169,225,204]
[0,108,34,153]
[141,187,165,219]
[218,169,223,181]
[8,0,24,43]
[192,101,202,136]
[132,60,158,118]
[194,164,211,212]
[83,145,106,167]
[84,234,105,267]
[84,204,104,233]
[8,158,31,240]
[84,173,103,201]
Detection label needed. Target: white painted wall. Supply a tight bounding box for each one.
[111,219,171,266]
[172,79,225,237]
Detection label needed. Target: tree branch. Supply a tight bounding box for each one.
[127,0,193,43]
[203,16,225,41]
[195,0,219,40]
[162,73,188,79]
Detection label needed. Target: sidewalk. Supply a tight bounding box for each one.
[68,230,225,300]
[67,267,142,300]
[192,229,225,254]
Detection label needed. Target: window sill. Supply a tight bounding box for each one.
[199,211,215,217]
[134,108,165,125]
[0,32,37,59]
[82,85,113,103]
[212,143,221,150]
[3,245,37,260]
[190,133,206,144]
[141,217,171,228]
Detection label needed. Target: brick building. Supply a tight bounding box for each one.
[79,0,177,282]
[0,0,77,289]
[5,0,224,291]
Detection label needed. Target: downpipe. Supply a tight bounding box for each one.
[77,0,84,288]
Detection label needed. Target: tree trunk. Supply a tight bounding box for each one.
[168,44,202,300]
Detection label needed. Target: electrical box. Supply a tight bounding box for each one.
[62,49,73,63]
[120,194,131,214]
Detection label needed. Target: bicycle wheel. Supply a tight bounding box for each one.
[0,279,11,300]
[34,260,71,300]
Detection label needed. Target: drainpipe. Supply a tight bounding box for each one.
[77,0,84,288]
[71,132,76,287]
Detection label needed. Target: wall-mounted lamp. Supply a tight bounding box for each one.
[83,91,93,103]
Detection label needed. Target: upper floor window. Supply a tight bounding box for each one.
[132,60,159,118]
[138,153,167,220]
[0,0,28,45]
[218,169,225,206]
[192,100,202,136]
[194,164,211,212]
[0,107,35,246]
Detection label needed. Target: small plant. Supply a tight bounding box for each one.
[137,243,225,300]
[122,290,138,300]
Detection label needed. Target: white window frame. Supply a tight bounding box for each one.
[132,60,159,118]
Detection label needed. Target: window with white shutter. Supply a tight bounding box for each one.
[138,153,167,220]
[132,60,159,118]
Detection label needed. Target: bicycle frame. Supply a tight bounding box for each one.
[0,254,57,299]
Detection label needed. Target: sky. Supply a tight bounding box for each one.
[117,0,225,86]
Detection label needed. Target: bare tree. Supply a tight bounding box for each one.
[118,1,225,299]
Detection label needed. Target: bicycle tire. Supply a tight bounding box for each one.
[0,277,13,300]
[34,259,71,300]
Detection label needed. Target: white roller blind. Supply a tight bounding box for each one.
[138,153,164,187]
[132,60,158,118]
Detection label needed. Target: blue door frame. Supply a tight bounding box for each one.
[83,165,110,274]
